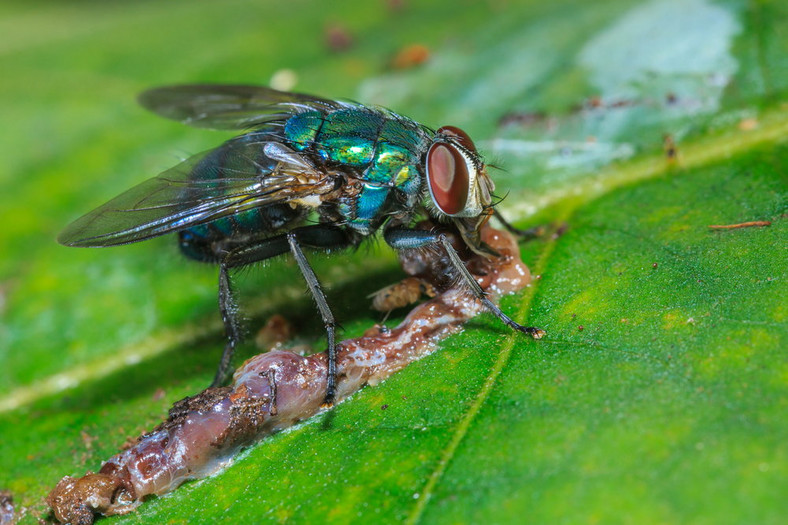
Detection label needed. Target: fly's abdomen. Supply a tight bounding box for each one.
[176,131,305,262]
[179,204,302,262]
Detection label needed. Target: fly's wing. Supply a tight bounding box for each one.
[138,84,341,130]
[58,135,334,247]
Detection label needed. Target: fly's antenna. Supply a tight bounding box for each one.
[490,190,509,207]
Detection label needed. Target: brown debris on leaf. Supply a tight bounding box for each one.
[708,221,771,230]
[390,44,430,70]
[47,474,136,524]
[0,491,15,525]
[47,224,534,523]
[255,314,294,350]
[369,276,436,312]
[324,23,354,52]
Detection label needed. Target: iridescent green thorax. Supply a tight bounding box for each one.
[284,106,430,232]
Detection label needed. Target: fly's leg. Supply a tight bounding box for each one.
[493,208,544,241]
[266,369,278,416]
[435,234,544,338]
[211,263,242,387]
[384,227,545,339]
[218,225,351,404]
[286,233,339,407]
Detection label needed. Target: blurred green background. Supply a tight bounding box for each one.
[0,0,785,523]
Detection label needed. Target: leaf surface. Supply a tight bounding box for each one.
[0,0,785,524]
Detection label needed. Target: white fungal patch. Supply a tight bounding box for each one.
[579,0,740,110]
[347,348,387,367]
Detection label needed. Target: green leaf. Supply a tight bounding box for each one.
[0,0,785,524]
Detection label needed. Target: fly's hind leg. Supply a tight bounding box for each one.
[217,225,352,405]
[211,263,243,387]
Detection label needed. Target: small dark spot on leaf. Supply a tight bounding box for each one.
[386,0,406,12]
[80,430,96,451]
[381,404,388,410]
[663,134,678,160]
[552,222,569,240]
[497,111,548,129]
[324,24,353,52]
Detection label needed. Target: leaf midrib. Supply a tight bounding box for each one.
[406,205,567,524]
[0,108,784,412]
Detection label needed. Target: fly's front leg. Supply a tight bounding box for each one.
[436,234,544,338]
[384,227,545,338]
[493,208,544,241]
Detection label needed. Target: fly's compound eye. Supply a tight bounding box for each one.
[437,126,478,153]
[426,141,471,216]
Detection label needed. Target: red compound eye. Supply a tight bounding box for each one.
[437,125,478,153]
[426,142,470,215]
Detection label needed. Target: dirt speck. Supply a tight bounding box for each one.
[324,24,353,52]
[0,490,15,525]
[256,315,293,350]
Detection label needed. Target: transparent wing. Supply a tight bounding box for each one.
[58,135,334,247]
[138,84,341,130]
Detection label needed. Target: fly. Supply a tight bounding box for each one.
[58,84,544,405]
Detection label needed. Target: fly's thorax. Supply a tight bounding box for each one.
[283,106,427,188]
[284,107,382,166]
[283,106,429,236]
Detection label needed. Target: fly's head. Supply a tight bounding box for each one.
[425,126,496,256]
